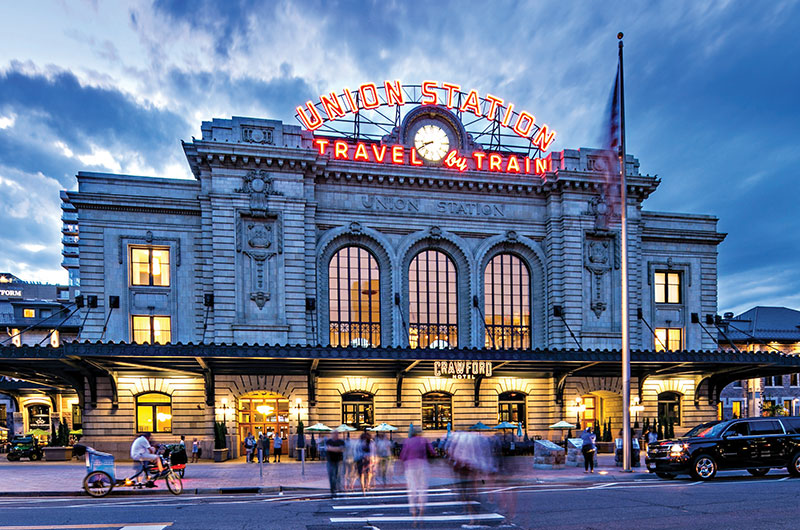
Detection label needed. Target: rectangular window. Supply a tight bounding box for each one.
[791,374,800,387]
[655,328,682,352]
[0,404,6,428]
[765,376,782,387]
[132,315,171,344]
[654,272,681,304]
[731,400,742,419]
[23,308,35,318]
[130,247,170,287]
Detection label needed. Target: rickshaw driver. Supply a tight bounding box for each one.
[131,432,164,481]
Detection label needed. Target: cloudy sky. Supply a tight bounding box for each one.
[0,0,798,316]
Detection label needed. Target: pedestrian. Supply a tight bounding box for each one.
[191,438,199,463]
[179,435,186,448]
[399,426,435,522]
[257,432,267,463]
[374,432,392,486]
[580,426,597,473]
[263,432,271,463]
[244,432,256,463]
[273,434,283,462]
[356,431,373,493]
[646,427,658,451]
[325,431,345,497]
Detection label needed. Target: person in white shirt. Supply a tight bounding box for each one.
[130,432,163,473]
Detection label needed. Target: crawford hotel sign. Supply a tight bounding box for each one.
[296,80,557,176]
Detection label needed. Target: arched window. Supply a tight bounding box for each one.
[342,392,374,429]
[136,392,172,433]
[329,247,381,347]
[409,250,457,349]
[484,253,530,349]
[498,391,526,427]
[658,391,681,425]
[422,392,452,430]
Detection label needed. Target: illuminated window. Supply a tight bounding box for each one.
[409,250,457,349]
[132,315,171,344]
[421,392,452,430]
[341,392,373,429]
[131,247,170,287]
[49,330,60,348]
[23,308,35,318]
[654,328,682,351]
[654,272,680,304]
[658,391,681,425]
[731,400,742,419]
[328,247,380,347]
[136,392,172,433]
[498,391,526,427]
[484,254,530,349]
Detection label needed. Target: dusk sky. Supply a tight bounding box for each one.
[0,1,798,316]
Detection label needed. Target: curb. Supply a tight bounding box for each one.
[0,485,330,498]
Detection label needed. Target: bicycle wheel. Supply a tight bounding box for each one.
[165,469,183,495]
[83,471,114,497]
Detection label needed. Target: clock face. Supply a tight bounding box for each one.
[414,124,450,162]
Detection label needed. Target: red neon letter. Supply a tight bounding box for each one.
[525,157,531,173]
[501,103,515,127]
[371,144,387,162]
[384,80,404,106]
[354,142,369,161]
[342,88,358,113]
[391,145,404,165]
[421,80,438,105]
[459,89,482,117]
[410,147,423,166]
[513,111,535,137]
[506,155,520,173]
[535,158,550,174]
[442,82,460,108]
[320,92,346,120]
[489,154,502,171]
[485,94,503,120]
[334,140,349,159]
[296,101,323,130]
[532,124,556,151]
[359,83,380,110]
[473,152,486,170]
[313,138,329,156]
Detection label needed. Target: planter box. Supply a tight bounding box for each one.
[595,442,615,454]
[213,448,229,462]
[43,446,74,461]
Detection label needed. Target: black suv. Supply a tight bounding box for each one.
[646,416,800,480]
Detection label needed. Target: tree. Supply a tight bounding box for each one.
[214,421,228,450]
[657,417,664,440]
[760,401,787,417]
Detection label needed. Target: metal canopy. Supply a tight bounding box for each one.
[2,342,799,408]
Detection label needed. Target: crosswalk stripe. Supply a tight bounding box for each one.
[335,487,451,496]
[331,491,458,501]
[330,513,505,523]
[332,500,480,510]
[120,526,170,530]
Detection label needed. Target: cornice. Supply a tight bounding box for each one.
[641,227,727,245]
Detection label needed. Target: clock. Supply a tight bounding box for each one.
[414,124,451,162]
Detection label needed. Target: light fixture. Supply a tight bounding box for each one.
[256,405,273,416]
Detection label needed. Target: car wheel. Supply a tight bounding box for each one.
[6,453,20,462]
[29,452,41,461]
[690,455,717,480]
[655,472,676,479]
[747,468,770,477]
[788,452,800,477]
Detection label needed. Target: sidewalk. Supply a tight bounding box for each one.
[0,454,656,496]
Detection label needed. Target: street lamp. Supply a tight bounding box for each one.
[630,397,645,428]
[573,397,586,430]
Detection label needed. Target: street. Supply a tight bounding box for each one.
[0,472,798,529]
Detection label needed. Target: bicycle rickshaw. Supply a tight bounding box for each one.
[75,444,183,497]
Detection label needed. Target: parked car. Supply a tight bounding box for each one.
[646,416,800,480]
[6,435,44,461]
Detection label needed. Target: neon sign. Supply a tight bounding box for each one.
[313,139,551,176]
[297,80,556,152]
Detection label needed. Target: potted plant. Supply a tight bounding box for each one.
[43,422,73,461]
[213,421,228,462]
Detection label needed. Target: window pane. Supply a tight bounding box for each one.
[152,249,170,287]
[152,316,171,344]
[667,273,680,304]
[132,316,151,344]
[156,405,172,432]
[131,248,151,285]
[137,405,154,432]
[667,329,682,351]
[409,250,457,348]
[329,247,380,347]
[484,254,531,349]
[137,392,170,403]
[654,272,666,303]
[655,328,667,352]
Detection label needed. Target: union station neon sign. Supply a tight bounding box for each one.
[297,80,556,151]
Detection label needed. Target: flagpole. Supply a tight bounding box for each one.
[618,32,632,472]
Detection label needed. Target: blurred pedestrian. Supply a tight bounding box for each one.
[374,432,392,486]
[646,427,658,451]
[244,432,255,463]
[447,432,493,522]
[581,426,596,473]
[325,431,345,497]
[191,438,199,463]
[257,432,267,463]
[356,431,373,493]
[400,427,435,522]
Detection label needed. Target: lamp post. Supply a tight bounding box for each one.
[574,397,586,431]
[293,398,306,475]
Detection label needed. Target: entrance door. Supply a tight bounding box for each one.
[237,392,290,453]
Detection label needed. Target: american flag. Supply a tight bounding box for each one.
[598,67,621,228]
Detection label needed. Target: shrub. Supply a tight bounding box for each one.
[214,421,228,450]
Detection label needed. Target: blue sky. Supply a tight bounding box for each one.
[0,0,798,315]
